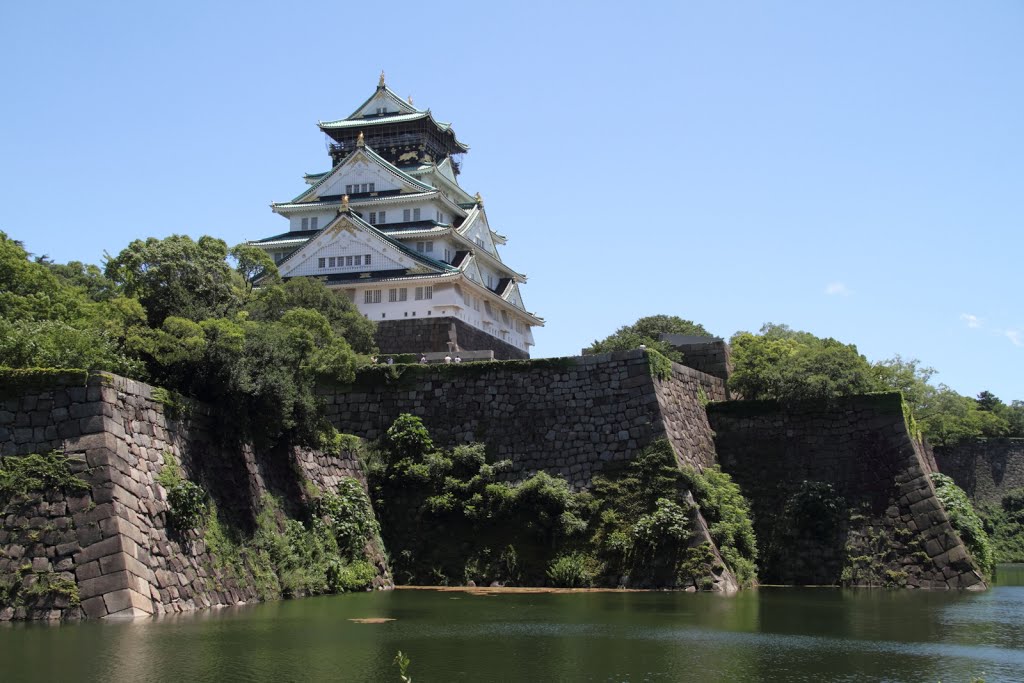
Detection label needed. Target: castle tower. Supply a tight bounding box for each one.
[247,75,542,359]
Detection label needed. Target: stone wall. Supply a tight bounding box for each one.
[323,350,726,489]
[376,317,529,360]
[707,394,986,589]
[0,373,388,622]
[659,335,733,384]
[934,439,1024,506]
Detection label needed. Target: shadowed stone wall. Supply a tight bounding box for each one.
[934,438,1024,506]
[322,350,727,489]
[707,394,986,590]
[376,317,529,360]
[0,373,388,622]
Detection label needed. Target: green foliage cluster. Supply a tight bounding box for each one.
[249,496,376,598]
[930,473,994,575]
[156,455,207,532]
[198,482,379,600]
[979,487,1024,563]
[372,416,757,589]
[583,315,712,362]
[0,233,144,375]
[1,230,379,451]
[546,553,600,587]
[729,324,879,403]
[680,464,759,587]
[0,451,89,508]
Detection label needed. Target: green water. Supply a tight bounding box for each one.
[2,566,1024,682]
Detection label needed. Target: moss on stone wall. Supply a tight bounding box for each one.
[335,356,580,391]
[0,368,89,399]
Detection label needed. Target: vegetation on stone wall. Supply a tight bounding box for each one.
[0,450,90,507]
[153,465,381,600]
[0,230,378,451]
[583,315,711,362]
[0,451,88,613]
[931,473,994,575]
[979,487,1024,563]
[726,324,1023,445]
[370,416,757,589]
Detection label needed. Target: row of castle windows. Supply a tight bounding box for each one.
[364,286,432,304]
[301,216,319,230]
[319,254,372,269]
[346,183,375,194]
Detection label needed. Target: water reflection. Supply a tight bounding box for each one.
[2,577,1023,682]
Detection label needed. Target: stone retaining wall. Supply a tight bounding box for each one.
[0,373,388,622]
[933,439,1024,506]
[323,350,726,489]
[376,317,529,360]
[707,394,986,589]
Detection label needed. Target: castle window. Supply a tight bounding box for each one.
[413,208,421,221]
[364,289,381,304]
[354,255,362,266]
[379,210,386,223]
[487,274,494,288]
[328,257,336,267]
[345,185,352,194]
[388,289,398,302]
[403,209,410,221]
[310,217,318,230]
[369,212,377,224]
[346,255,353,266]
[425,241,433,253]
[301,217,309,230]
[399,288,408,301]
[365,254,372,265]
[415,286,433,301]
[444,249,451,262]
[369,183,375,192]
[318,258,326,269]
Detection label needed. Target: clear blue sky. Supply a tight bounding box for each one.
[1,1,1020,400]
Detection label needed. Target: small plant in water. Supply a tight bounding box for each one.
[394,650,412,682]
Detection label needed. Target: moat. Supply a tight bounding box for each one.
[3,565,1022,682]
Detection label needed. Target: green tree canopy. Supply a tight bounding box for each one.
[105,235,244,326]
[584,315,712,362]
[728,323,878,402]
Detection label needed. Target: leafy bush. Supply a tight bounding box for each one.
[931,473,994,575]
[546,553,599,588]
[680,465,758,587]
[729,324,878,403]
[980,487,1024,563]
[156,455,207,531]
[583,314,711,362]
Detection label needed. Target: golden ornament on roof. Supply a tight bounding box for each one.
[356,131,365,148]
[475,192,483,206]
[408,95,414,105]
[342,195,350,212]
[378,71,385,88]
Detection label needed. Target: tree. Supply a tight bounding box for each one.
[871,355,937,412]
[247,277,377,355]
[230,243,280,292]
[728,323,879,402]
[976,390,1004,412]
[105,235,244,326]
[584,315,712,361]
